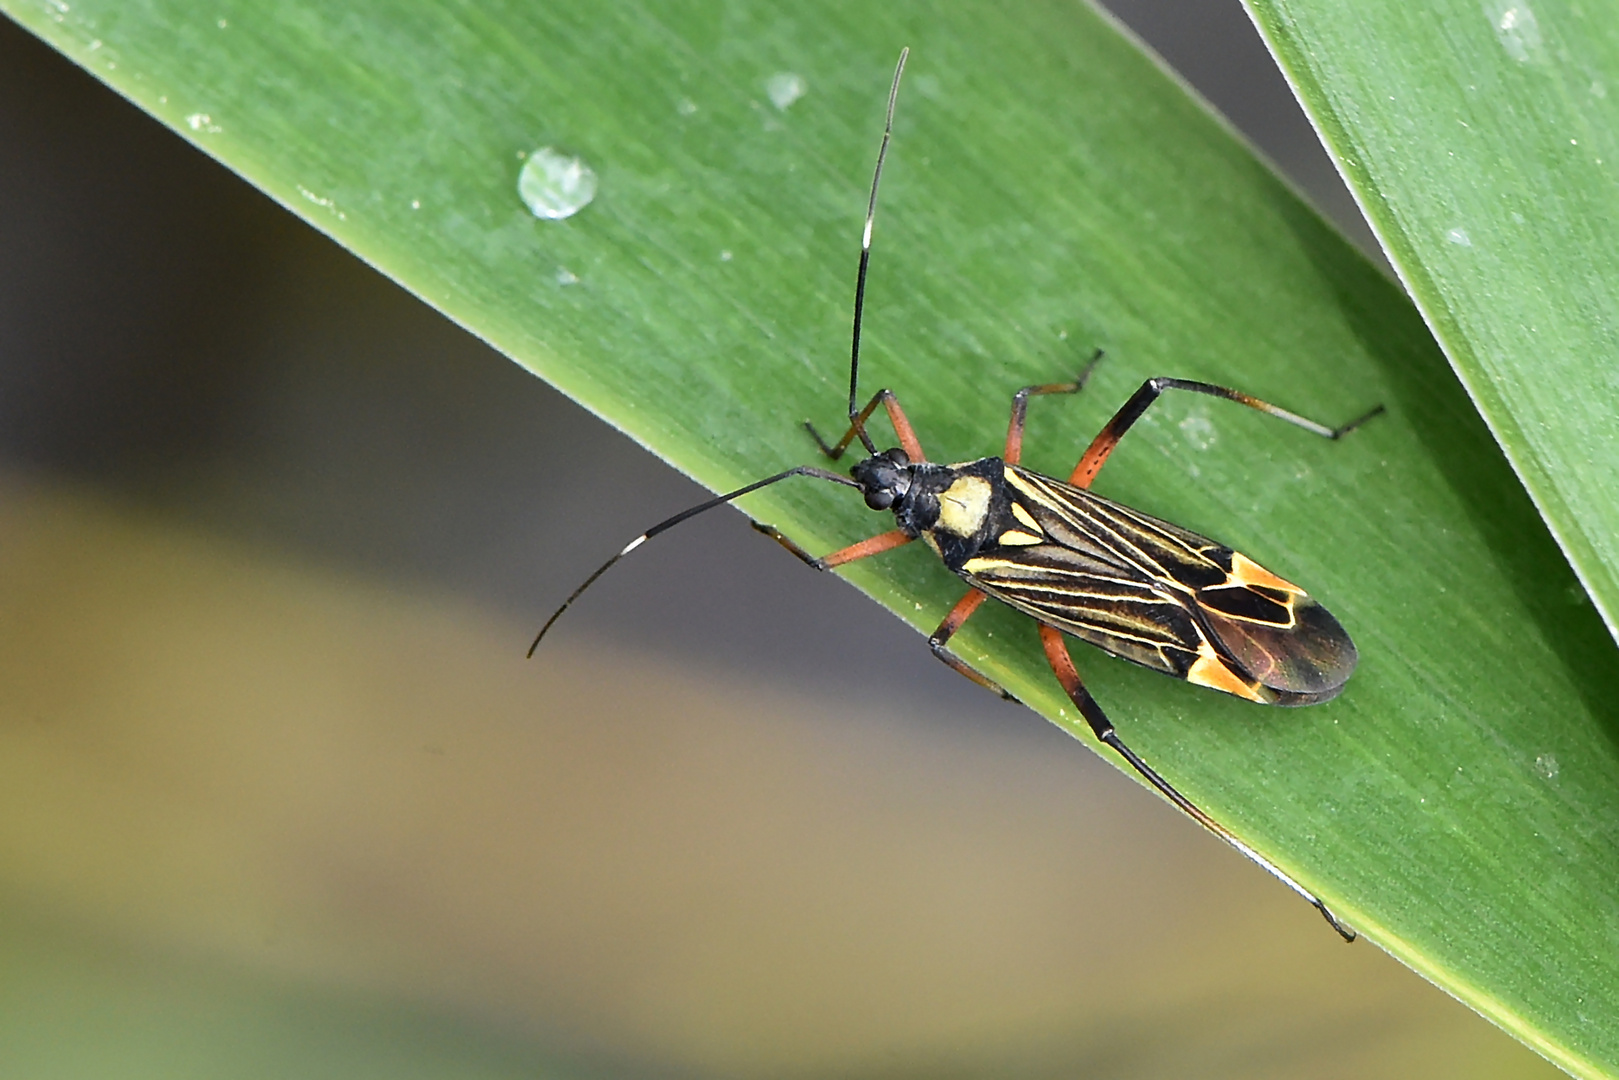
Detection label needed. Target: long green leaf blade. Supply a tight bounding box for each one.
[5,0,1617,1074]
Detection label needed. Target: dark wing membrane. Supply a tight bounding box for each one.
[987,464,1357,704]
[1191,581,1357,704]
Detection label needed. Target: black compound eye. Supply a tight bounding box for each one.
[864,488,897,510]
[882,447,910,466]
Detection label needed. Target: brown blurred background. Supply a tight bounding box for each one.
[0,3,1562,1078]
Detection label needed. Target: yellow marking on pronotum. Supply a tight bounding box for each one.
[936,475,992,536]
[996,530,1043,546]
[1186,645,1268,702]
[1229,551,1305,594]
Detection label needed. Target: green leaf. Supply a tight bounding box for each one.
[5,0,1615,1074]
[1246,0,1619,651]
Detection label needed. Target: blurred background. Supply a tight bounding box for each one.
[0,3,1563,1078]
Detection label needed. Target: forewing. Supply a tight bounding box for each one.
[984,465,1357,704]
[958,543,1206,680]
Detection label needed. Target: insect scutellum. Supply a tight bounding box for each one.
[531,47,1383,942]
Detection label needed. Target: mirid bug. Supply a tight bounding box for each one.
[530,49,1380,941]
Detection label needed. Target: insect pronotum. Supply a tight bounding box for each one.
[531,48,1381,941]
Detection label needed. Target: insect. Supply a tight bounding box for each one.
[530,49,1380,941]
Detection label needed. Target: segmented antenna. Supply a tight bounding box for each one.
[527,466,856,655]
[529,49,912,656]
[846,46,909,456]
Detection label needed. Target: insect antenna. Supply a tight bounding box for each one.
[807,47,909,459]
[846,47,909,454]
[527,465,859,656]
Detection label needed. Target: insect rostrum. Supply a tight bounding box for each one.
[530,48,1380,943]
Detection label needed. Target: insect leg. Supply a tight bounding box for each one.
[1038,624,1356,941]
[928,589,1017,701]
[806,389,927,463]
[1069,377,1384,488]
[1003,349,1106,465]
[751,523,914,569]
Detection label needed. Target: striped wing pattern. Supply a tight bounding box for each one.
[955,464,1355,704]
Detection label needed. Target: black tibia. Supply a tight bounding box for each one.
[751,521,825,568]
[928,589,1018,702]
[1038,624,1355,942]
[1072,375,1382,487]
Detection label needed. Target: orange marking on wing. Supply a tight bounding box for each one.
[1187,646,1269,703]
[1229,551,1305,594]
